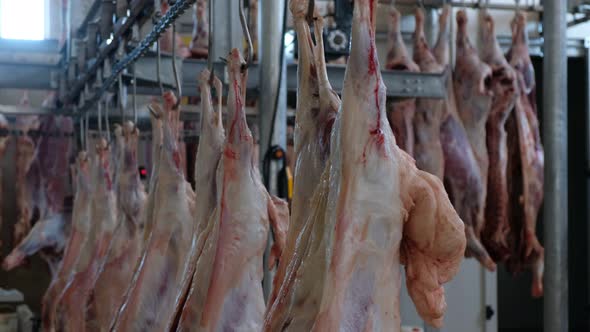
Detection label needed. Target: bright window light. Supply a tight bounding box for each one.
[0,0,46,40]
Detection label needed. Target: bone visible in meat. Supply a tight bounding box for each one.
[453,11,493,264]
[110,92,197,331]
[85,122,148,331]
[268,1,338,310]
[41,151,92,332]
[413,8,445,179]
[55,138,118,332]
[174,69,225,332]
[477,10,518,264]
[267,1,464,330]
[385,7,419,156]
[505,12,544,298]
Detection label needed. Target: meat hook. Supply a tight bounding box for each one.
[208,0,215,83]
[118,73,126,122]
[239,0,253,68]
[306,0,315,24]
[154,10,165,97]
[85,110,89,151]
[172,21,182,109]
[132,63,138,126]
[105,96,111,143]
[98,98,103,137]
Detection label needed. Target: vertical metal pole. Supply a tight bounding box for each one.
[585,40,590,305]
[543,1,569,331]
[211,0,242,63]
[259,0,286,301]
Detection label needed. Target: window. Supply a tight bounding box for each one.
[0,0,46,40]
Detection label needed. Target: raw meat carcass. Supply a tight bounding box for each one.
[4,116,74,276]
[505,12,544,298]
[41,151,93,332]
[177,48,288,332]
[13,115,40,247]
[385,7,419,156]
[434,5,495,270]
[190,0,209,58]
[269,1,465,330]
[453,9,493,248]
[175,69,225,332]
[0,115,10,252]
[478,10,518,263]
[269,1,338,307]
[85,122,148,331]
[55,138,118,332]
[264,9,340,330]
[413,8,445,179]
[110,92,197,332]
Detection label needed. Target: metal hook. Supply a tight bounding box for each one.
[118,73,126,122]
[105,96,111,142]
[132,64,138,125]
[418,0,425,10]
[85,110,89,151]
[156,31,164,97]
[147,105,160,119]
[306,0,315,24]
[172,21,182,109]
[239,0,253,67]
[515,0,520,12]
[208,0,215,83]
[98,99,103,137]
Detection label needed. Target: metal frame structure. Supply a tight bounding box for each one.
[0,0,577,330]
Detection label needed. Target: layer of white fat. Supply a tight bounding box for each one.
[210,159,268,330]
[119,124,196,331]
[317,2,404,329]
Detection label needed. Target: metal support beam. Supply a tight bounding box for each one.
[543,0,569,331]
[259,0,286,301]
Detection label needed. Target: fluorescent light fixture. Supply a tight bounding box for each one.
[0,0,45,40]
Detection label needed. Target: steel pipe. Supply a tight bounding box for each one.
[259,0,287,301]
[543,0,569,331]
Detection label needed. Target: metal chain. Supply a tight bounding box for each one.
[83,0,195,113]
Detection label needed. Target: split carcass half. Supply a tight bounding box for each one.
[413,8,445,179]
[85,122,148,331]
[264,8,340,330]
[110,92,197,332]
[434,5,495,270]
[478,10,518,264]
[453,10,493,242]
[385,7,419,156]
[505,11,544,298]
[268,0,338,308]
[174,69,225,332]
[41,151,92,332]
[179,48,288,332]
[3,116,73,276]
[272,1,465,330]
[55,138,118,332]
